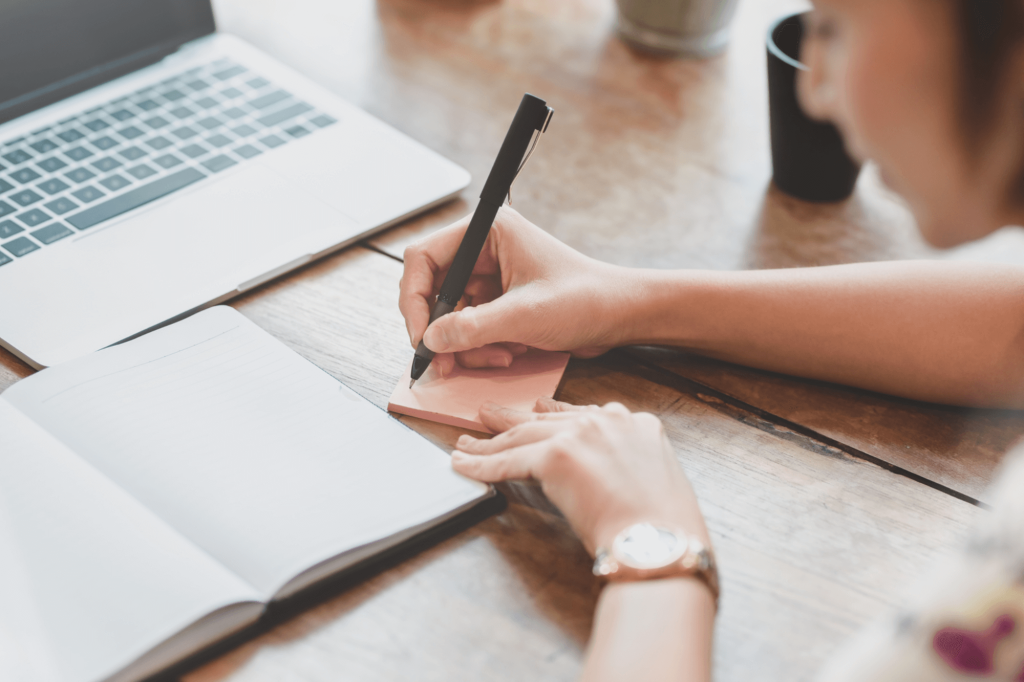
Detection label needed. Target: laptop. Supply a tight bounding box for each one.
[0,0,470,369]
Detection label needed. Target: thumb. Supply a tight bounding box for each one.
[423,297,520,353]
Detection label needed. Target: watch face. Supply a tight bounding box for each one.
[614,524,687,570]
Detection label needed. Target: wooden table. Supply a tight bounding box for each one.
[3,0,1022,680]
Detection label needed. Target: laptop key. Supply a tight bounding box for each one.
[206,134,232,148]
[17,208,50,227]
[285,125,310,138]
[38,157,68,173]
[153,154,183,169]
[136,99,160,111]
[220,87,243,99]
[186,78,210,91]
[10,189,42,206]
[161,89,186,102]
[0,179,12,194]
[10,168,40,184]
[119,146,147,161]
[201,155,237,173]
[172,126,199,140]
[45,197,78,215]
[67,167,205,230]
[65,168,96,183]
[223,107,247,120]
[91,136,119,150]
[196,116,223,131]
[2,149,32,165]
[0,220,23,238]
[310,114,337,128]
[99,175,131,192]
[146,136,173,150]
[170,106,195,120]
[213,65,247,80]
[110,109,135,121]
[247,77,270,89]
[84,119,110,132]
[118,126,144,140]
[180,144,208,159]
[258,102,312,128]
[0,201,15,217]
[30,139,59,153]
[234,144,261,159]
[32,223,74,244]
[56,129,85,143]
[231,124,257,138]
[0,250,11,266]
[91,157,123,172]
[38,179,69,195]
[65,146,94,161]
[259,134,285,149]
[3,236,39,257]
[127,164,157,180]
[72,186,105,203]
[249,90,290,110]
[195,97,219,110]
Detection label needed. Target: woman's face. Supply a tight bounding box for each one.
[798,0,1024,247]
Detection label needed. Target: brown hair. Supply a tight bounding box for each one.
[953,0,1024,202]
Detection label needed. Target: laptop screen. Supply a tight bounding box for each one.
[0,0,215,125]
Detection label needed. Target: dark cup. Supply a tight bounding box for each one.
[767,13,861,202]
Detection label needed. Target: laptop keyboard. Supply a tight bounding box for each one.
[0,59,338,267]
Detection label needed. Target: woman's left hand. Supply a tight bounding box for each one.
[452,398,710,555]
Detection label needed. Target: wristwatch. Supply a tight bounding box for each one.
[592,523,720,606]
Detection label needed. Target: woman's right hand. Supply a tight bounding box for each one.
[398,206,642,375]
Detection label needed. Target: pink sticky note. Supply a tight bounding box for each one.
[388,349,571,433]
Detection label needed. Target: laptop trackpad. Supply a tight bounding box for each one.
[0,165,361,367]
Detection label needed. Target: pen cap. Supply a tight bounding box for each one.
[479,94,552,206]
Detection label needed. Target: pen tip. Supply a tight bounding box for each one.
[409,379,416,389]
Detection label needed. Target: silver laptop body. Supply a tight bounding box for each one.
[0,4,468,369]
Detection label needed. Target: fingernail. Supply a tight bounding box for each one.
[488,354,512,368]
[482,401,501,411]
[424,326,450,352]
[457,434,473,446]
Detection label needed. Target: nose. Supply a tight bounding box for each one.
[796,29,838,123]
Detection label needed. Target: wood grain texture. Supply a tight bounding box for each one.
[213,0,1024,270]
[181,246,983,682]
[206,0,1024,510]
[628,345,1024,506]
[0,346,32,393]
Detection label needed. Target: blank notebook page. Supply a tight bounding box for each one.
[6,306,489,600]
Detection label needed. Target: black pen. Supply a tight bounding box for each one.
[410,93,553,388]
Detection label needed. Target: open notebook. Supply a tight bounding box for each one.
[0,307,492,682]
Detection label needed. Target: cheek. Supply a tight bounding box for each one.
[840,9,978,241]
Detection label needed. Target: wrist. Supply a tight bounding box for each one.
[625,268,725,348]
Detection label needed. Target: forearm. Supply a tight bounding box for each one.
[619,260,1024,408]
[580,579,715,682]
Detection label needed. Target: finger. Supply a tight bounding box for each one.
[535,397,588,413]
[503,343,529,356]
[399,216,484,347]
[478,402,536,433]
[456,420,564,455]
[464,275,504,307]
[454,345,514,369]
[434,352,456,378]
[451,443,545,482]
[601,402,631,415]
[422,295,522,353]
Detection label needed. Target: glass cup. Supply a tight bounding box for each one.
[616,0,743,57]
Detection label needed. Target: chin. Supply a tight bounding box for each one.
[914,210,996,249]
